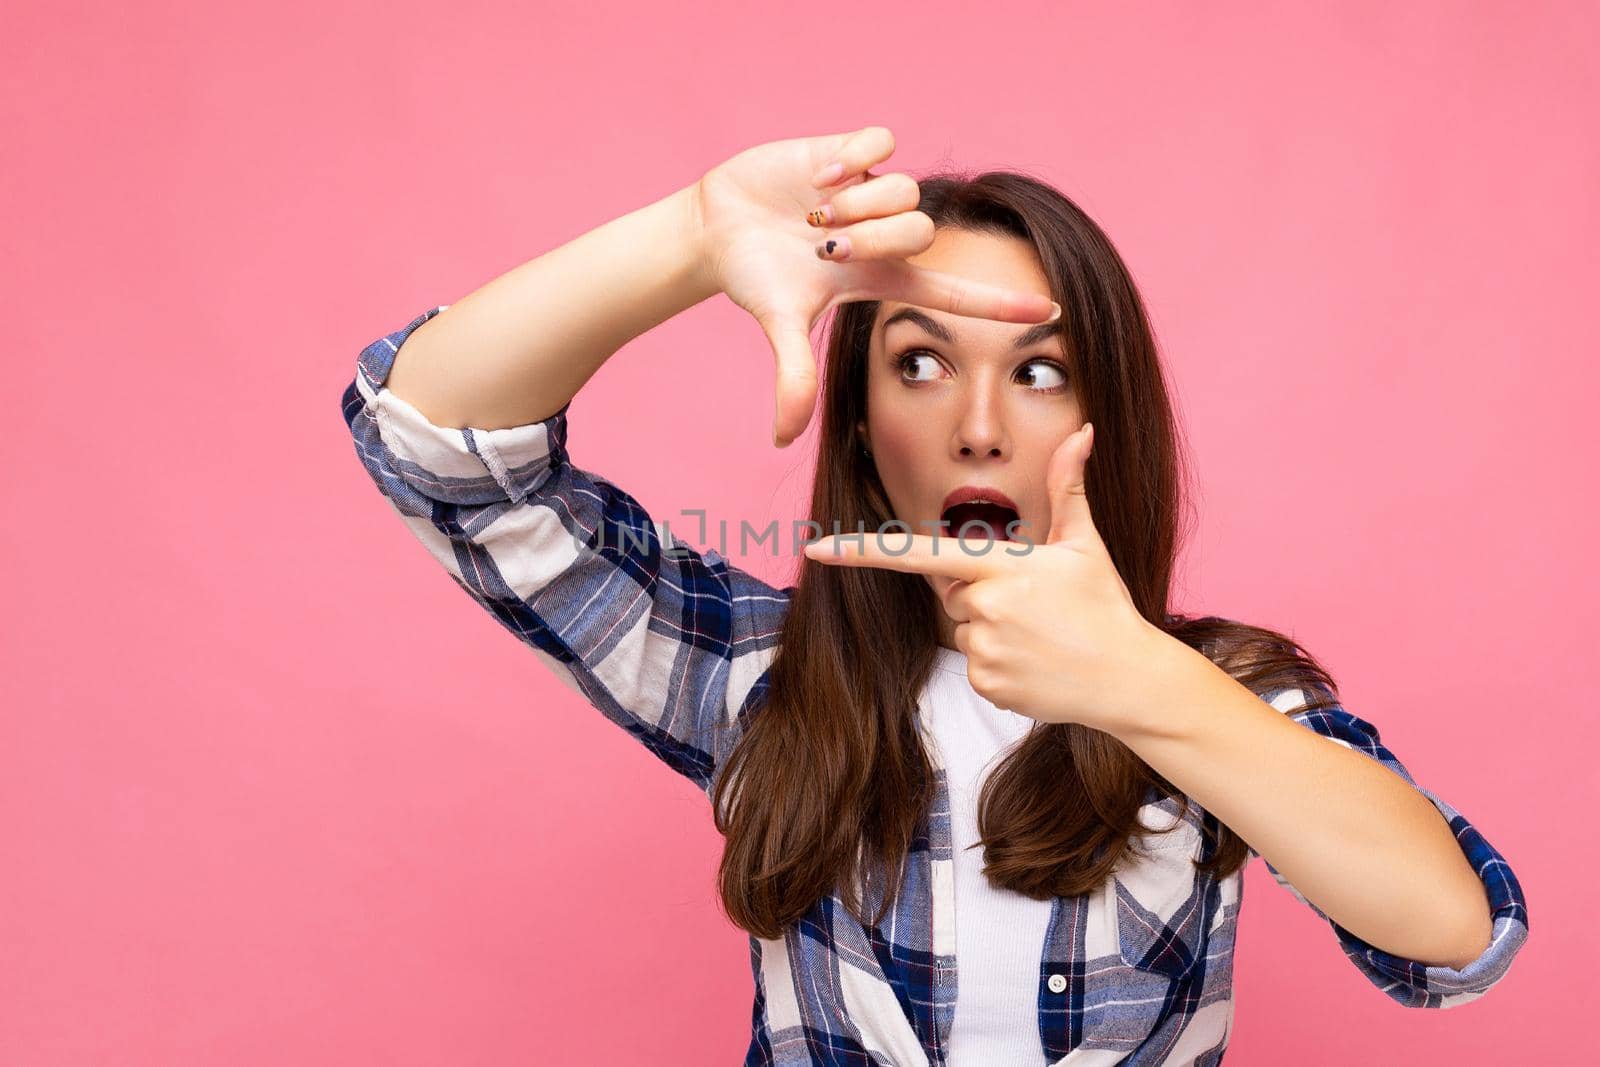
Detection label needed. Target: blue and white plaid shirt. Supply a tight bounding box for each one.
[341,304,1529,1065]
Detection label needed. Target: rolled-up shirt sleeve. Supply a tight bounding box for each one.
[339,304,791,793]
[1250,686,1529,1008]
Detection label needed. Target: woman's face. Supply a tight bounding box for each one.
[862,228,1085,643]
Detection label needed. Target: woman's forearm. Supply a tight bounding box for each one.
[1116,638,1494,969]
[383,181,715,430]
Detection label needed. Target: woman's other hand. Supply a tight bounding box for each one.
[801,422,1176,734]
[692,125,1061,447]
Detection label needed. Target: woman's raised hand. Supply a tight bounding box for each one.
[691,126,1061,447]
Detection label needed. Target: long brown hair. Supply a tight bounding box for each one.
[710,170,1340,941]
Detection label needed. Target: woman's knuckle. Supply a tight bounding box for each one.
[946,285,969,317]
[885,172,919,204]
[853,226,879,258]
[905,208,935,241]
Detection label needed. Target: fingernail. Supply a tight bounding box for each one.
[1046,301,1062,323]
[812,161,844,187]
[815,236,851,260]
[806,204,834,227]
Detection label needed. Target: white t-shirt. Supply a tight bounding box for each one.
[924,646,1055,1066]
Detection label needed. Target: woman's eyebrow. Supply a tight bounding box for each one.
[881,306,1062,350]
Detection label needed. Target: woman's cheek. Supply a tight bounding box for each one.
[869,421,928,482]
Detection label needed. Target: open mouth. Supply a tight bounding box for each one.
[939,501,1020,542]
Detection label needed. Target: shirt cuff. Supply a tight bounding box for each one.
[353,303,573,507]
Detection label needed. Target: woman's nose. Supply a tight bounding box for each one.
[953,388,1008,458]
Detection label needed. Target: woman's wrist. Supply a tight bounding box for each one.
[674,178,722,307]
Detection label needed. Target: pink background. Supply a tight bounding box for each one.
[2,2,1592,1063]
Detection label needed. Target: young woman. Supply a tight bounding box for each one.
[340,126,1528,1065]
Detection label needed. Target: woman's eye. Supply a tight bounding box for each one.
[893,349,943,383]
[1018,360,1069,392]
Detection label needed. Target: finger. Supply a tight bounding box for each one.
[951,620,972,658]
[815,211,936,264]
[801,532,1009,582]
[941,577,977,623]
[922,572,965,619]
[758,312,819,447]
[928,573,960,603]
[1045,421,1096,543]
[806,172,920,228]
[811,126,897,188]
[887,263,1061,325]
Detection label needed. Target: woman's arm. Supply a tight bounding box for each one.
[382,182,715,431]
[1116,646,1529,1005]
[342,300,793,791]
[338,166,788,789]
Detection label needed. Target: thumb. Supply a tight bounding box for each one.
[759,312,819,447]
[1045,422,1096,544]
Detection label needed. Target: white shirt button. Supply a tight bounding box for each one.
[1046,973,1068,994]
